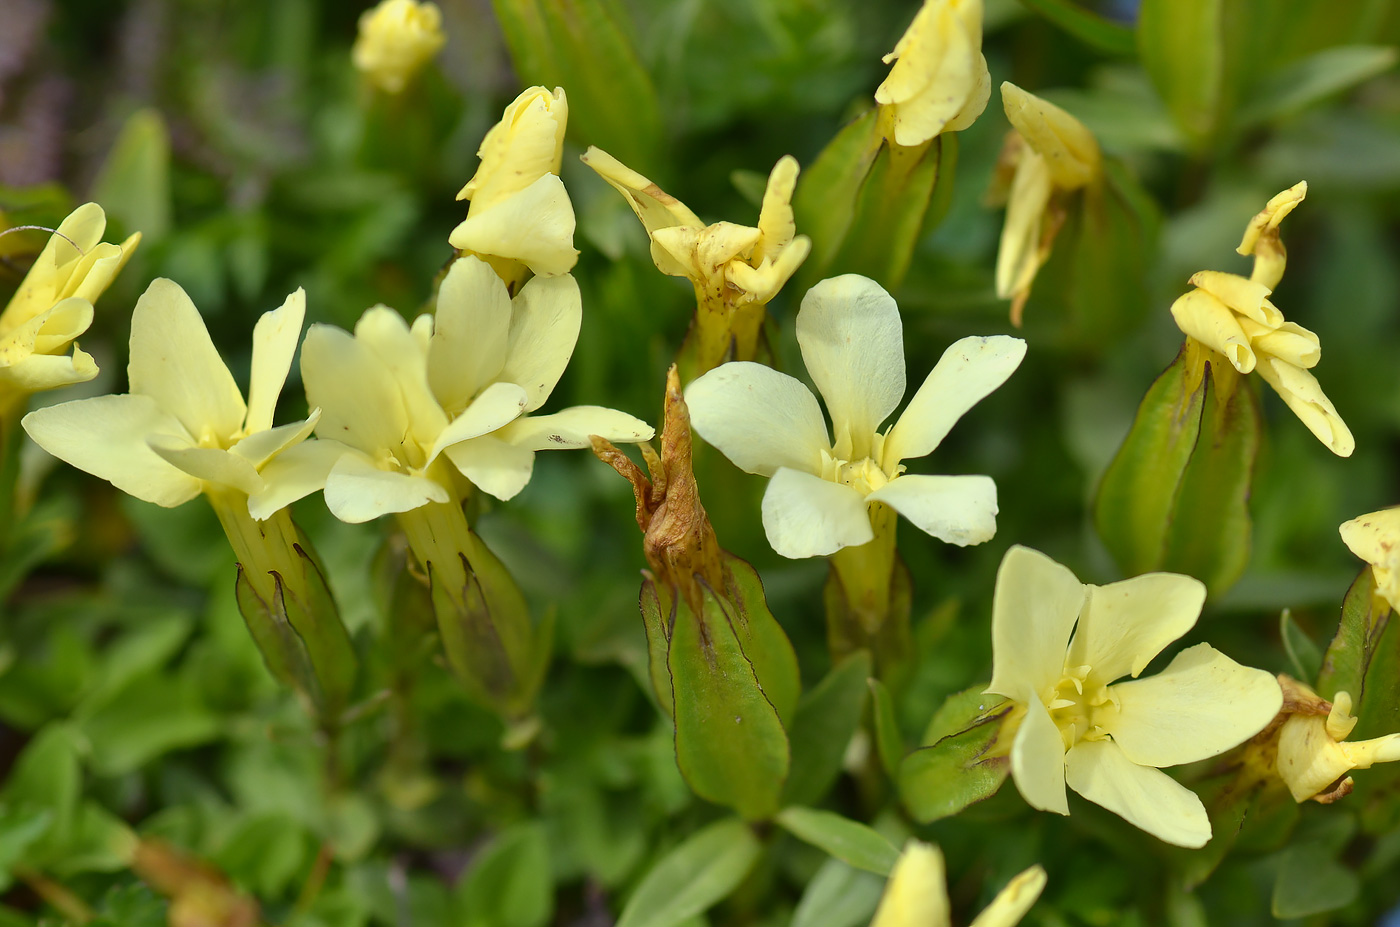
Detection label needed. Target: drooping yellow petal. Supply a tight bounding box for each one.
[1001,83,1100,190]
[127,278,247,445]
[1169,288,1256,373]
[1187,270,1282,328]
[994,150,1053,309]
[1242,319,1320,370]
[1253,356,1354,457]
[1277,688,1400,802]
[876,0,987,145]
[245,289,306,435]
[580,146,704,235]
[1101,644,1281,767]
[1063,739,1211,847]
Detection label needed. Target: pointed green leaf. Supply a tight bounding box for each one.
[1316,567,1390,705]
[1280,610,1323,684]
[616,818,760,927]
[775,807,900,876]
[90,108,171,240]
[790,858,885,927]
[901,688,1012,823]
[670,583,789,820]
[781,651,872,808]
[1240,45,1399,128]
[724,554,801,725]
[794,109,882,281]
[460,822,554,927]
[640,579,676,719]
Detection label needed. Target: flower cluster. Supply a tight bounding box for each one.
[1170,182,1352,456]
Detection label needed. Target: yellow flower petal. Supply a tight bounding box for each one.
[302,322,410,457]
[458,86,568,212]
[1009,693,1070,815]
[1102,643,1281,767]
[1243,319,1320,370]
[876,0,986,145]
[448,172,579,277]
[22,394,202,508]
[866,473,997,546]
[968,865,1046,927]
[148,437,264,496]
[230,413,320,472]
[869,841,950,927]
[245,289,306,435]
[323,452,449,523]
[994,151,1053,307]
[497,406,654,450]
[579,146,704,235]
[755,156,800,263]
[1000,82,1100,190]
[1169,288,1256,373]
[761,466,874,559]
[426,381,529,463]
[351,0,445,94]
[355,305,448,447]
[1063,739,1211,847]
[686,361,830,478]
[1254,356,1354,457]
[1067,572,1204,685]
[428,256,513,412]
[1339,507,1400,611]
[1187,270,1282,328]
[497,273,583,413]
[987,546,1085,703]
[249,438,352,521]
[443,434,536,501]
[127,279,247,444]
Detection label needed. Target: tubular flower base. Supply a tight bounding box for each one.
[1263,677,1400,803]
[450,86,578,285]
[0,202,139,409]
[874,0,990,147]
[869,840,1045,927]
[985,546,1282,847]
[1169,182,1352,456]
[351,0,445,94]
[581,146,810,373]
[992,83,1101,325]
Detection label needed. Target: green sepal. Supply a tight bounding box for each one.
[899,687,1011,823]
[721,553,801,726]
[430,556,518,715]
[615,818,761,927]
[279,529,358,718]
[1316,566,1392,714]
[669,580,790,820]
[774,807,900,876]
[1095,342,1259,595]
[795,113,954,291]
[233,562,320,704]
[781,651,872,809]
[489,0,662,168]
[868,677,904,779]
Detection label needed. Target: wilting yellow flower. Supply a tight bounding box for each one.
[1340,506,1400,612]
[351,0,446,94]
[582,146,810,370]
[300,256,651,522]
[1170,182,1352,456]
[993,83,1101,326]
[874,0,991,147]
[870,840,1044,927]
[686,275,1024,559]
[450,87,578,282]
[0,203,139,407]
[986,546,1282,847]
[1272,677,1400,803]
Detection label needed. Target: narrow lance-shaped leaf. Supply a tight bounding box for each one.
[616,818,761,927]
[774,807,900,876]
[782,651,872,808]
[1316,566,1391,706]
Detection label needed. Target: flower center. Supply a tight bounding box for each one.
[1043,665,1118,750]
[819,432,904,496]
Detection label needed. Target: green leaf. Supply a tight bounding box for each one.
[1240,45,1398,128]
[460,823,554,927]
[724,554,801,725]
[76,671,221,777]
[790,858,885,927]
[51,801,135,876]
[1280,610,1323,683]
[868,678,904,779]
[901,688,1011,823]
[490,0,662,168]
[669,583,789,820]
[1018,0,1135,55]
[1271,815,1359,917]
[0,725,80,863]
[639,580,675,719]
[214,813,310,898]
[90,108,172,240]
[794,110,882,281]
[775,808,899,876]
[1316,567,1390,705]
[781,651,872,808]
[616,818,760,927]
[0,807,52,891]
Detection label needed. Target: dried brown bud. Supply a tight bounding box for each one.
[592,365,724,614]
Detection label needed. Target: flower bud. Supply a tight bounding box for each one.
[351,0,446,94]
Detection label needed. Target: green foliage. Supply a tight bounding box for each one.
[615,818,761,927]
[900,687,1011,823]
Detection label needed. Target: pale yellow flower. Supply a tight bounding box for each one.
[986,546,1282,847]
[581,146,810,369]
[300,256,651,523]
[450,87,579,280]
[869,840,1044,927]
[875,0,991,147]
[351,0,446,94]
[686,275,1024,559]
[1274,679,1400,803]
[22,279,320,519]
[1169,182,1352,456]
[1,203,139,405]
[993,83,1101,325]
